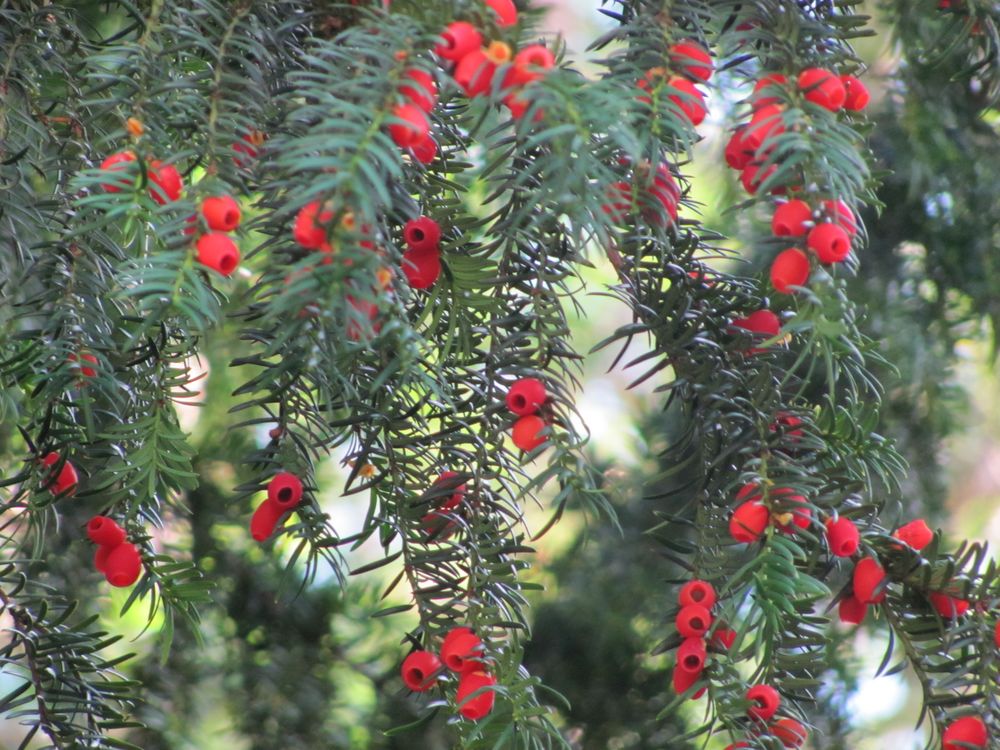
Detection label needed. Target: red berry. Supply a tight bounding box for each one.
[770,412,804,440]
[994,619,1000,649]
[293,201,333,249]
[485,0,517,26]
[602,181,633,223]
[894,519,933,550]
[824,517,860,557]
[42,452,78,495]
[399,68,438,112]
[746,684,780,721]
[667,77,707,126]
[504,90,542,121]
[853,557,887,604]
[505,44,555,88]
[402,247,441,289]
[733,309,781,337]
[744,104,786,153]
[147,160,183,204]
[724,127,754,171]
[797,67,846,111]
[770,248,810,294]
[87,516,126,547]
[435,22,483,62]
[669,40,713,82]
[671,665,705,697]
[771,717,809,747]
[711,627,737,650]
[94,545,112,573]
[822,199,858,236]
[678,580,716,609]
[195,233,241,276]
[730,501,769,543]
[740,162,778,195]
[104,542,142,587]
[807,222,851,263]
[250,499,284,542]
[403,216,441,252]
[68,352,99,378]
[456,670,496,720]
[773,490,810,534]
[455,49,497,97]
[99,151,136,192]
[772,199,812,237]
[401,650,442,692]
[942,716,988,750]
[389,103,430,148]
[929,592,969,619]
[511,415,547,452]
[410,133,438,165]
[346,294,381,342]
[676,637,707,674]
[506,378,547,416]
[440,628,483,673]
[267,472,303,509]
[676,604,712,638]
[433,471,466,511]
[644,163,680,226]
[838,595,868,624]
[753,73,788,110]
[724,744,750,750]
[232,130,264,166]
[201,195,242,232]
[841,75,870,111]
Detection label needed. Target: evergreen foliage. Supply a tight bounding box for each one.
[0,1,998,748]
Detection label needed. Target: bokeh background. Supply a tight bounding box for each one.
[2,1,998,748]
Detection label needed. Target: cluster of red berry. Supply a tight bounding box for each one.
[87,515,142,587]
[728,482,810,542]
[420,470,466,531]
[192,195,243,276]
[670,579,735,696]
[636,39,714,126]
[250,472,305,542]
[400,627,496,720]
[724,683,809,748]
[98,129,243,276]
[505,377,549,452]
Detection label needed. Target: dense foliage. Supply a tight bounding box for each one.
[0,1,998,748]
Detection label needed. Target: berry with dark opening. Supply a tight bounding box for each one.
[403,216,441,252]
[807,222,851,263]
[770,248,810,294]
[440,627,483,674]
[676,604,712,638]
[678,579,716,609]
[676,637,707,674]
[195,233,241,276]
[201,195,242,232]
[772,200,812,237]
[401,650,442,692]
[746,684,780,721]
[825,517,860,557]
[267,472,303,509]
[506,378,547,416]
